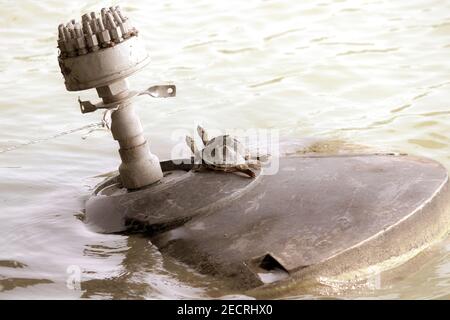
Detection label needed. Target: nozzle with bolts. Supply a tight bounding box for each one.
[57,7,176,190]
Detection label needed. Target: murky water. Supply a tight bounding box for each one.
[0,0,449,299]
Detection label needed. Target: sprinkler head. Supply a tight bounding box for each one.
[56,7,177,190]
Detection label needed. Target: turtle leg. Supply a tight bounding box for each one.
[248,161,261,170]
[247,153,270,162]
[185,135,202,160]
[236,164,256,178]
[197,125,209,146]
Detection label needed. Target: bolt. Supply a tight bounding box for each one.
[115,6,127,21]
[83,21,91,35]
[58,24,66,40]
[97,16,105,31]
[74,23,88,55]
[106,12,123,43]
[96,17,111,47]
[82,13,91,23]
[63,26,71,40]
[90,17,99,33]
[106,12,116,28]
[66,22,76,38]
[112,9,122,24]
[58,24,67,56]
[65,23,77,57]
[111,9,130,38]
[101,8,108,27]
[115,6,133,38]
[74,23,83,37]
[119,20,130,39]
[83,21,99,52]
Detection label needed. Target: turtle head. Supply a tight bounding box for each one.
[197,125,209,146]
[186,135,201,159]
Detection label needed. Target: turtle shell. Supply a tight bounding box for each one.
[201,135,248,168]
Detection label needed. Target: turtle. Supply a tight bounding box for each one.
[186,126,259,178]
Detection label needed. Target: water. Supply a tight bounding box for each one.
[0,0,449,299]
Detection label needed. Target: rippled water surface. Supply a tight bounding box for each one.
[0,0,450,299]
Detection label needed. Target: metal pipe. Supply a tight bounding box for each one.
[96,80,163,189]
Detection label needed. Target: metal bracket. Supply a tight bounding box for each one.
[79,85,177,114]
[139,85,176,98]
[78,98,100,114]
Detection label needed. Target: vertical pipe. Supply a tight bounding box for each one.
[96,80,163,189]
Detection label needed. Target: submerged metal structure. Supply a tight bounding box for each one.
[57,7,450,296]
[58,6,175,190]
[84,153,450,296]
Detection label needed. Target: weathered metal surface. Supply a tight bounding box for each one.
[85,154,450,293]
[85,160,259,233]
[59,36,150,91]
